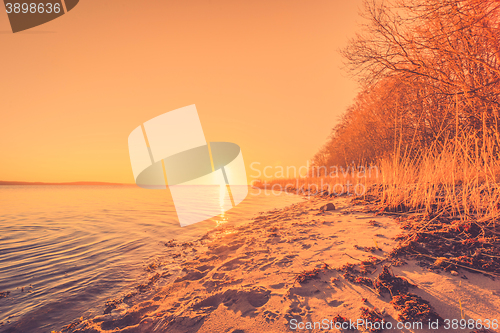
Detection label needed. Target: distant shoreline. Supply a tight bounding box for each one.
[0,181,133,186]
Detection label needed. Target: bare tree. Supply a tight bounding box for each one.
[311,0,500,170]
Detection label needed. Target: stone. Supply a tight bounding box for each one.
[319,203,336,212]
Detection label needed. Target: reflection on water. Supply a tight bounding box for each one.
[0,185,302,333]
[216,185,229,227]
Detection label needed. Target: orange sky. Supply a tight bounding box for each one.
[0,0,361,183]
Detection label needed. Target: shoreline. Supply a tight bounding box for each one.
[64,195,500,333]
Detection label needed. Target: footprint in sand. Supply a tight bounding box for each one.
[263,310,280,323]
[192,287,272,317]
[284,299,311,321]
[212,272,226,280]
[327,299,344,307]
[275,255,297,268]
[176,265,214,282]
[269,283,285,289]
[217,257,247,271]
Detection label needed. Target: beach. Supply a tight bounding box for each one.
[0,186,301,333]
[65,194,500,333]
[2,0,500,332]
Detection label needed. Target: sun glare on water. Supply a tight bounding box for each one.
[215,185,229,227]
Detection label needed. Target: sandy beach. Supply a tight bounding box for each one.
[63,194,500,333]
[2,0,500,332]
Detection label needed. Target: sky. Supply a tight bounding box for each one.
[0,0,362,184]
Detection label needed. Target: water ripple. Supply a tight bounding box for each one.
[0,185,302,333]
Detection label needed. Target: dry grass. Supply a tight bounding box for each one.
[378,132,500,225]
[256,132,500,227]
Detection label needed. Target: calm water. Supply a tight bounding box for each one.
[0,185,302,333]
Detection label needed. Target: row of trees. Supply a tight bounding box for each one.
[312,0,500,171]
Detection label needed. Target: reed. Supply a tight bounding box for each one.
[377,132,500,225]
[257,131,500,227]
